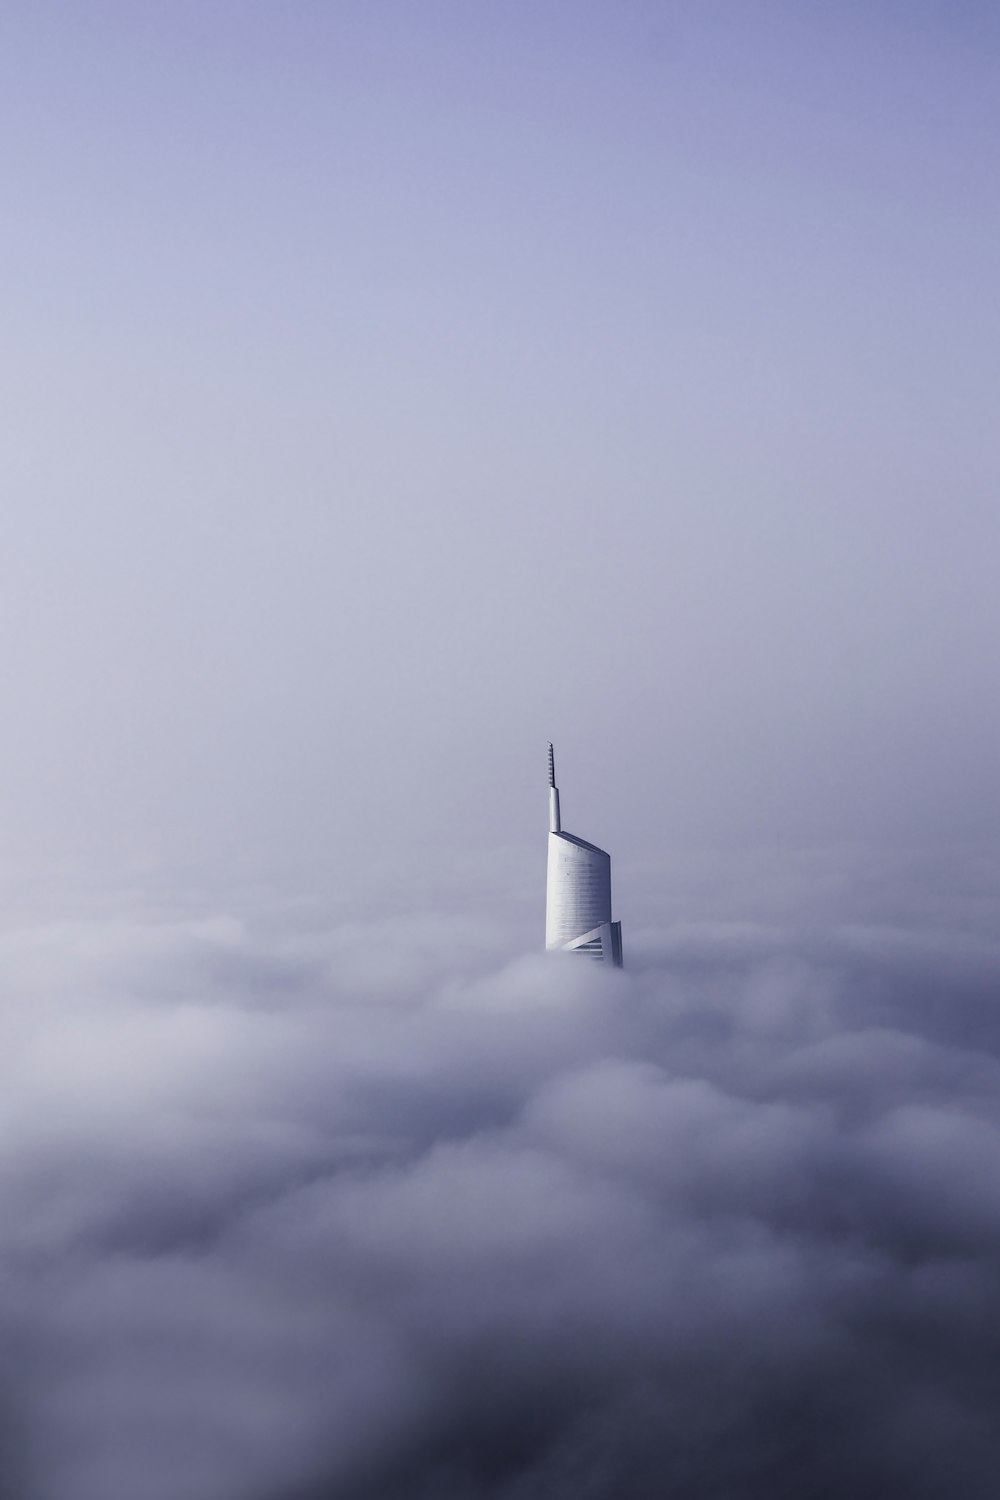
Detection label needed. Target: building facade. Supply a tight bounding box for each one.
[545,744,623,966]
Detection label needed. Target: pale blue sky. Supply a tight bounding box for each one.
[1,2,998,884]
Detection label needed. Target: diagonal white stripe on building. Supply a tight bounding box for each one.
[544,744,623,967]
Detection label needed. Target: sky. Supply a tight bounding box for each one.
[1,0,998,885]
[2,4,1000,1497]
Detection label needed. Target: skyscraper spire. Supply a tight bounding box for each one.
[544,746,623,967]
[548,743,561,833]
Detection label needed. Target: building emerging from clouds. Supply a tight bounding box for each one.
[545,744,623,967]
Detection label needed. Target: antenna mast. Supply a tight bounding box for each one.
[548,743,561,833]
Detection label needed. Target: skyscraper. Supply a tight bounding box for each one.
[545,744,623,966]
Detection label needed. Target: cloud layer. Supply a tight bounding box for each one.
[2,876,1000,1500]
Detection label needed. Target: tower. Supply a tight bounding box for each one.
[545,744,623,966]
